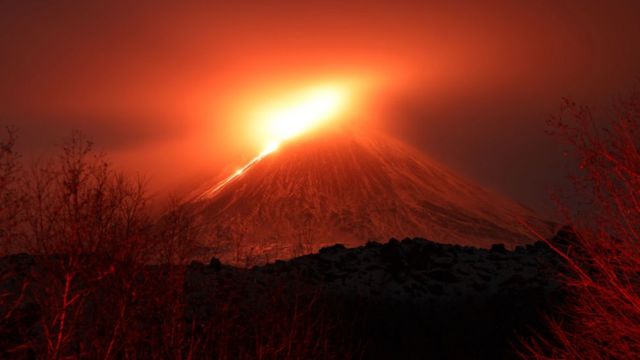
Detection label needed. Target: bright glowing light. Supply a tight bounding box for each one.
[260,141,280,157]
[200,84,350,199]
[262,87,346,143]
[199,141,280,198]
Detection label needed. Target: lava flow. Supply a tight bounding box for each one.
[199,85,349,198]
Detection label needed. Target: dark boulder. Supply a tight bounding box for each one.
[208,256,222,271]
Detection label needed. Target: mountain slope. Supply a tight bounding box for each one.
[188,128,553,263]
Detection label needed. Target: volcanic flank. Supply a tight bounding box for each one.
[187,128,553,264]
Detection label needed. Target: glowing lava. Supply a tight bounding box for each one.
[200,85,348,198]
[261,86,346,145]
[199,142,279,198]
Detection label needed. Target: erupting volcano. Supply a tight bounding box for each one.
[187,127,553,264]
[2,2,638,357]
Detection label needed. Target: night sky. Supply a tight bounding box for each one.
[2,0,640,213]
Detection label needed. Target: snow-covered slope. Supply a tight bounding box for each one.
[187,128,553,263]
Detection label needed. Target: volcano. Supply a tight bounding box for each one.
[187,128,553,264]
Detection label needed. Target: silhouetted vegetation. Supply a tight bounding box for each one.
[0,127,22,255]
[4,108,634,359]
[523,92,640,359]
[0,132,347,359]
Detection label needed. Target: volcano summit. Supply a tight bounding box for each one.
[187,129,553,264]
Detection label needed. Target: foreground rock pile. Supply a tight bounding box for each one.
[188,237,564,307]
[185,237,566,359]
[1,236,567,359]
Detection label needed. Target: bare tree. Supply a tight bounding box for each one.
[524,93,640,359]
[1,131,351,359]
[0,128,23,255]
[0,128,30,356]
[0,132,201,358]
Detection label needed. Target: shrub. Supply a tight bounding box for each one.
[524,93,640,359]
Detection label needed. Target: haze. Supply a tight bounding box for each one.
[1,0,640,212]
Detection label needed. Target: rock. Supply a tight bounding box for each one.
[428,284,444,295]
[532,241,550,252]
[426,269,459,283]
[319,243,346,254]
[550,226,577,252]
[380,239,406,272]
[490,244,507,253]
[190,260,204,269]
[208,257,222,271]
[365,241,381,249]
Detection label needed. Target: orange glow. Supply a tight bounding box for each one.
[254,85,350,154]
[260,141,280,157]
[200,84,352,198]
[198,142,277,199]
[208,72,392,173]
[261,86,347,141]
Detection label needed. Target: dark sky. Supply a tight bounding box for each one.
[1,0,640,213]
